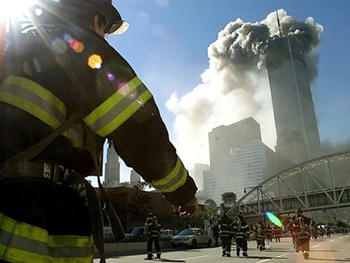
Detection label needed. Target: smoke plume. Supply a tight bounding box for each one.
[166,9,323,183]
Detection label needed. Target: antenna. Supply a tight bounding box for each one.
[276,10,282,37]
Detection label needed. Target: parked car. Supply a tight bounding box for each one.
[124,226,147,242]
[161,229,174,239]
[170,228,212,248]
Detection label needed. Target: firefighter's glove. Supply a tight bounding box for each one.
[176,196,198,219]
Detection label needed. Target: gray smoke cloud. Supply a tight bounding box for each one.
[166,9,323,181]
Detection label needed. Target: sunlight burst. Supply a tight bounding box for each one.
[0,0,38,18]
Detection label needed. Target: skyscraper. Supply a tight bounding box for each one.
[130,169,141,186]
[208,117,261,166]
[265,37,321,166]
[203,140,277,205]
[104,141,120,186]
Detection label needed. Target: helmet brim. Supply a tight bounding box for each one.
[107,20,129,35]
[102,3,129,35]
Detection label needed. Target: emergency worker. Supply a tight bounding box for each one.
[274,225,282,242]
[287,215,298,247]
[0,1,198,262]
[145,213,162,260]
[293,208,312,259]
[266,224,273,242]
[218,211,233,257]
[232,212,249,257]
[255,219,266,251]
[210,221,220,247]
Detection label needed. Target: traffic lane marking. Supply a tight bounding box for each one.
[178,255,209,260]
[256,253,289,263]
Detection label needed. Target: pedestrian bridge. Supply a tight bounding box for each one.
[231,150,350,217]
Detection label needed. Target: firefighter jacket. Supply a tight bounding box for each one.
[255,222,266,241]
[273,226,282,237]
[266,225,272,238]
[232,218,249,240]
[293,215,312,239]
[218,215,233,238]
[0,17,197,263]
[0,13,197,206]
[145,216,162,238]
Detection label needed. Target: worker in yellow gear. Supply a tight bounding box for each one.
[0,1,198,262]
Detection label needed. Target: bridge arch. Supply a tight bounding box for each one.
[230,150,350,217]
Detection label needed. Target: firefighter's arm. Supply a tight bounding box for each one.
[105,95,197,208]
[76,39,198,211]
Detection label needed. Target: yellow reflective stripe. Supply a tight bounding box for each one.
[0,213,93,263]
[97,89,152,136]
[149,158,188,193]
[83,76,153,136]
[62,123,85,149]
[0,245,93,263]
[0,75,66,128]
[84,77,142,125]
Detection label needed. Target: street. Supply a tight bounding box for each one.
[94,234,350,263]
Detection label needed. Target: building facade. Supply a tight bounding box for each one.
[265,37,321,167]
[208,117,262,167]
[104,141,120,187]
[130,169,142,186]
[203,140,277,205]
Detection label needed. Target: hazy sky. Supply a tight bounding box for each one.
[92,0,350,184]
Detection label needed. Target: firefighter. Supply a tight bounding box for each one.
[218,211,233,257]
[0,1,198,262]
[293,208,312,259]
[232,212,249,257]
[274,225,282,242]
[287,215,298,248]
[266,224,273,242]
[145,213,162,260]
[210,220,220,247]
[255,219,266,251]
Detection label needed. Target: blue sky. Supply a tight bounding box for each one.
[93,0,350,184]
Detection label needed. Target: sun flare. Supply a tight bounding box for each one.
[0,0,38,18]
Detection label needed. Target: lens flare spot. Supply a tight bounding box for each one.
[265,210,283,227]
[52,38,67,54]
[69,39,84,53]
[107,73,115,81]
[88,54,102,69]
[63,34,72,42]
[34,7,43,16]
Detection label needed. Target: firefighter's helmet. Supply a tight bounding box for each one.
[296,208,302,216]
[36,0,129,35]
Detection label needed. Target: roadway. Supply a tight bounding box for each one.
[94,233,350,263]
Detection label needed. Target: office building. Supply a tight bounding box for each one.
[104,141,120,187]
[191,163,209,192]
[130,169,141,186]
[265,37,321,166]
[203,140,277,205]
[208,117,261,166]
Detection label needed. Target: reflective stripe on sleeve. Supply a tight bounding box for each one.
[83,76,153,137]
[0,75,66,129]
[149,157,188,193]
[0,213,94,263]
[62,123,85,149]
[0,75,86,149]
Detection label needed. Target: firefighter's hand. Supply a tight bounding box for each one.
[176,196,198,219]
